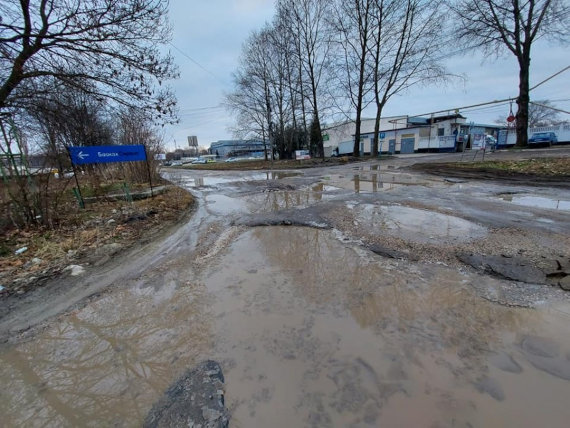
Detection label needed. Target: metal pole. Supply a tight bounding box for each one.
[144,147,154,198]
[66,147,85,209]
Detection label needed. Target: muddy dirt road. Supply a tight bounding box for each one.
[1,152,570,427]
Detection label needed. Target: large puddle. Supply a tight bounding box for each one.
[167,171,302,189]
[353,204,488,243]
[321,172,436,194]
[0,270,213,427]
[245,183,338,213]
[1,227,569,426]
[498,194,570,211]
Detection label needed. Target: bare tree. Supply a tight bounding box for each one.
[117,106,164,183]
[528,100,568,127]
[281,0,333,158]
[0,0,177,122]
[450,0,570,147]
[370,0,448,156]
[331,0,375,157]
[275,2,315,155]
[226,29,275,159]
[274,6,307,157]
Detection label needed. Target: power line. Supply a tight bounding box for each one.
[169,42,226,84]
[529,101,570,115]
[530,65,570,91]
[178,105,224,112]
[399,66,570,121]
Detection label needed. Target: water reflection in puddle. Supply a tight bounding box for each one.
[355,204,488,243]
[246,183,345,212]
[206,194,248,215]
[0,227,569,426]
[164,171,301,189]
[248,189,325,212]
[353,174,406,193]
[322,172,432,193]
[499,194,570,211]
[206,227,570,427]
[0,274,212,427]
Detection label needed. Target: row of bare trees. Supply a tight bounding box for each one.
[227,0,569,156]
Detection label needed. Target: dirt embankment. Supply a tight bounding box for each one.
[0,186,195,298]
[408,158,570,188]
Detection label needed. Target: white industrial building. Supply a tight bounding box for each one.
[329,114,505,155]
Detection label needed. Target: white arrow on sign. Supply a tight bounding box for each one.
[77,151,89,160]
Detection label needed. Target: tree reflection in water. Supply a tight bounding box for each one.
[0,277,212,426]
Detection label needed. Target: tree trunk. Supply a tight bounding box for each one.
[353,60,366,157]
[311,88,324,158]
[515,55,530,147]
[310,111,323,158]
[353,111,362,157]
[372,104,382,156]
[352,0,370,157]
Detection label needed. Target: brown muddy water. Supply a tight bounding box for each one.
[1,226,569,427]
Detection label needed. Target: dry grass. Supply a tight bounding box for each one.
[0,185,194,295]
[174,155,376,171]
[449,158,570,176]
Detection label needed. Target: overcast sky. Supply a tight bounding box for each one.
[164,0,569,151]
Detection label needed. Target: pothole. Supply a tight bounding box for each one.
[497,194,570,211]
[355,204,488,243]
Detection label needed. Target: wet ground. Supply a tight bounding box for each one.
[1,152,570,427]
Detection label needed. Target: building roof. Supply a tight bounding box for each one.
[463,123,504,129]
[209,140,264,149]
[408,114,466,125]
[321,116,406,131]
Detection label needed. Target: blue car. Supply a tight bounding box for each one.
[529,132,558,145]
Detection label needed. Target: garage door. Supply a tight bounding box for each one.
[400,138,415,154]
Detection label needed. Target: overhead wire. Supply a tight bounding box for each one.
[168,42,226,84]
[398,65,570,120]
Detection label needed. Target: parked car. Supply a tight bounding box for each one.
[529,132,558,145]
[191,158,207,164]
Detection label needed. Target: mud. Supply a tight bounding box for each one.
[202,227,570,427]
[1,149,570,427]
[458,253,548,284]
[144,360,229,428]
[409,162,570,188]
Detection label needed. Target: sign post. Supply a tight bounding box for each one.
[68,145,147,165]
[144,146,154,198]
[68,145,153,207]
[66,147,86,209]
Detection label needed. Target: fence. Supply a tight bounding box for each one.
[498,124,570,147]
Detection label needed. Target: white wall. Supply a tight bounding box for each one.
[499,124,570,146]
[322,116,408,151]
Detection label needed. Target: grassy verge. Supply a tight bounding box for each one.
[171,155,388,171]
[440,158,570,176]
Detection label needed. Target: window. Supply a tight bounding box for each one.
[438,128,445,136]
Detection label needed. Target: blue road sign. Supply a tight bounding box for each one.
[379,132,386,139]
[69,145,147,165]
